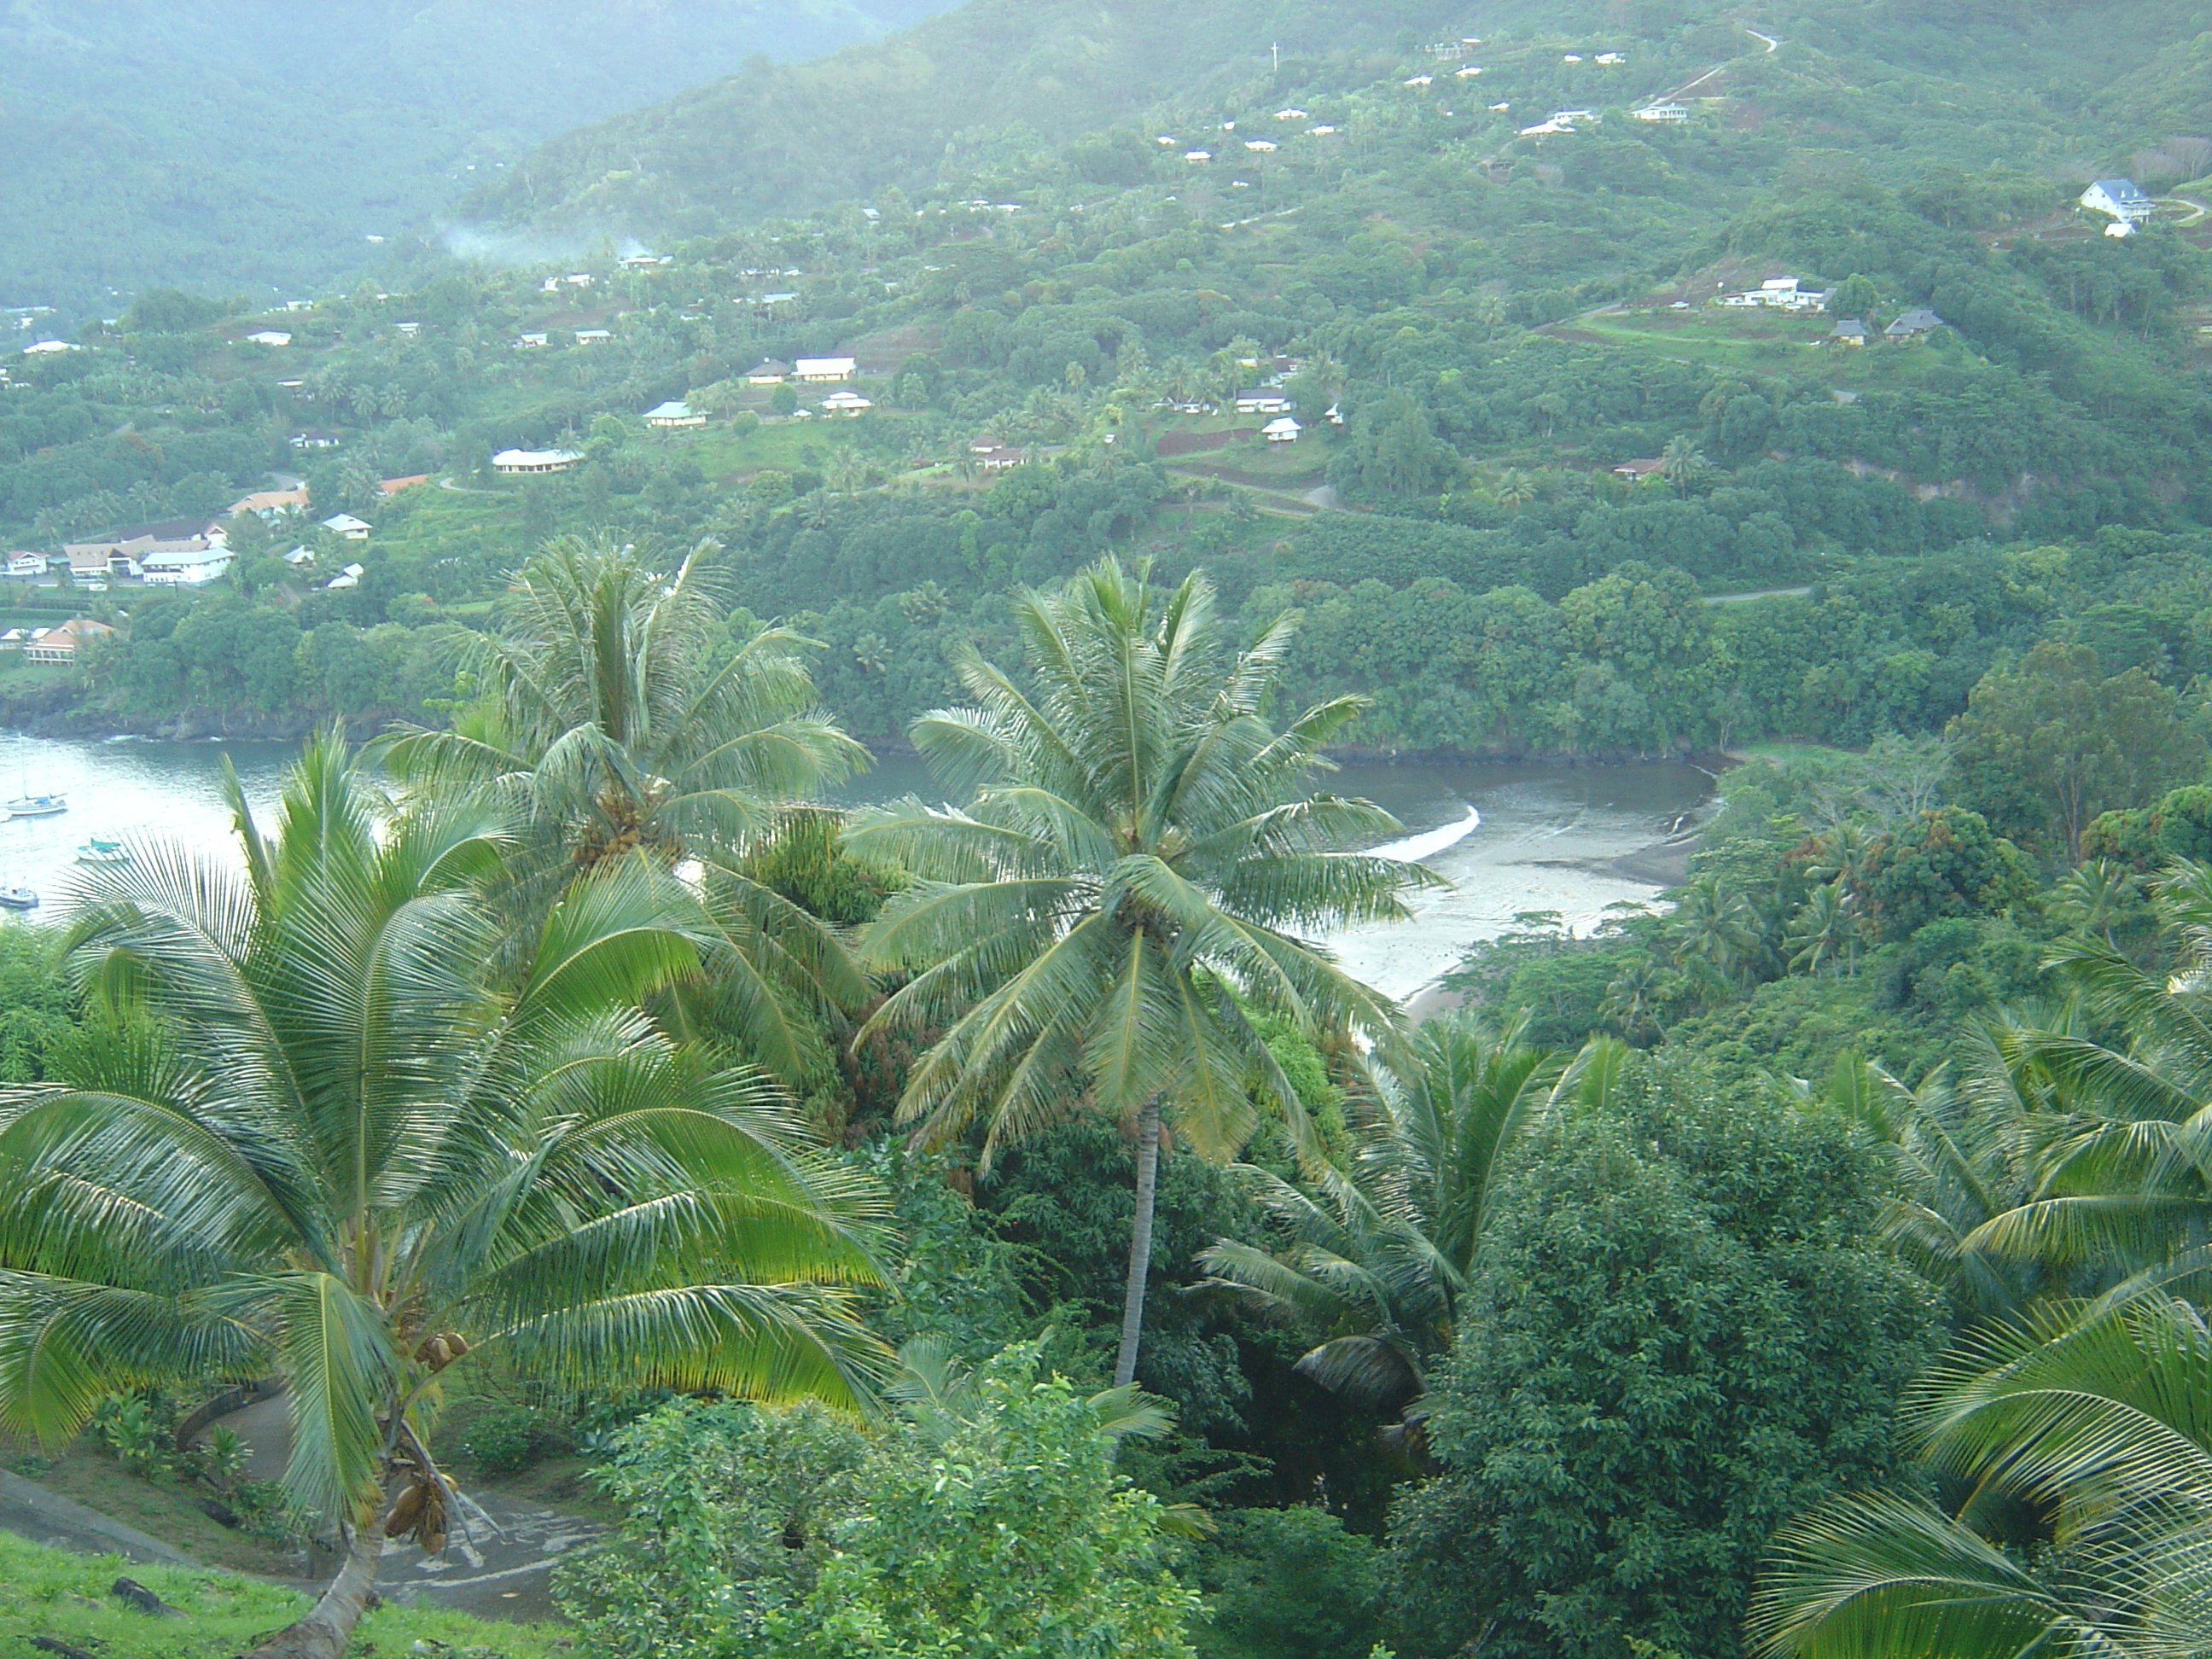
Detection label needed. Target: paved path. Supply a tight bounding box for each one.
[0,1469,201,1568]
[217,1393,606,1623]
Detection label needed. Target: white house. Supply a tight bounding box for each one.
[1633,102,1688,122]
[794,356,856,382]
[5,552,46,577]
[141,546,233,585]
[821,391,874,416]
[1235,389,1292,415]
[1456,64,1483,77]
[977,446,1028,470]
[574,329,613,346]
[1885,307,1946,341]
[290,430,340,451]
[282,546,317,567]
[1404,73,1433,87]
[2081,178,2153,224]
[745,359,793,384]
[325,562,367,591]
[1324,402,1346,427]
[644,400,706,429]
[321,513,370,542]
[492,448,582,475]
[394,322,421,337]
[515,333,550,349]
[1263,416,1301,443]
[247,331,293,346]
[1596,51,1625,64]
[620,253,671,269]
[1244,139,1278,153]
[1274,108,1308,119]
[21,341,77,355]
[1185,149,1212,163]
[1309,125,1338,135]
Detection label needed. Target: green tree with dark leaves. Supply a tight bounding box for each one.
[1387,1062,1940,1659]
[1947,641,2208,863]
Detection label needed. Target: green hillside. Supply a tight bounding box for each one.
[8,0,2212,761]
[0,0,953,316]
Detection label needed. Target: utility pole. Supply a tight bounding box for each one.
[1272,40,1279,73]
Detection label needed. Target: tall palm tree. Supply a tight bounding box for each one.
[1959,863,2212,1278]
[378,534,870,1082]
[1668,873,1761,989]
[847,556,1435,1386]
[1749,1291,2212,1659]
[1199,1019,1623,1417]
[1785,881,1859,976]
[0,736,888,1659]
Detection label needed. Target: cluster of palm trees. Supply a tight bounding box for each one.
[1753,864,2212,1659]
[0,538,1434,1657]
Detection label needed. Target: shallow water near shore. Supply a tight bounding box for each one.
[0,738,1714,1004]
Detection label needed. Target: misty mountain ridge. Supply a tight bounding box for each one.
[0,0,952,311]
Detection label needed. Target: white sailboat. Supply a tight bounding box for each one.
[5,733,64,818]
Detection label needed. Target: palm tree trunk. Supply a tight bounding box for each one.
[243,1512,387,1659]
[1113,1093,1163,1388]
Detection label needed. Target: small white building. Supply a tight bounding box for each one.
[290,430,340,451]
[977,446,1028,470]
[1633,102,1688,122]
[325,562,367,590]
[1309,125,1337,136]
[5,552,46,578]
[746,359,793,384]
[2081,178,2154,224]
[573,329,613,346]
[1235,389,1292,415]
[247,331,293,346]
[142,547,234,585]
[1185,148,1212,163]
[821,391,874,416]
[644,400,706,429]
[321,513,370,542]
[492,448,582,475]
[1404,73,1433,87]
[23,618,113,663]
[1244,139,1278,153]
[1274,108,1308,119]
[21,341,77,355]
[282,546,317,567]
[794,356,856,382]
[1596,51,1626,64]
[1263,416,1301,443]
[1455,64,1483,78]
[394,322,421,337]
[515,332,550,349]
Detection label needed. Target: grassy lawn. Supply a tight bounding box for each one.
[0,1530,567,1658]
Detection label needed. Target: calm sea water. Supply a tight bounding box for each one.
[4,736,1713,993]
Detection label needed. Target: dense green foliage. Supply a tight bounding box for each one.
[1388,1070,1939,1659]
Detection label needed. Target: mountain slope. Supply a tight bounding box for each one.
[0,0,953,314]
[457,0,1472,242]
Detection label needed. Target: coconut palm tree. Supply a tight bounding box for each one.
[377,534,871,1083]
[2050,858,2139,945]
[1959,863,2212,1278]
[0,735,889,1659]
[1198,1019,1623,1417]
[847,556,1435,1386]
[1668,873,1761,989]
[1785,880,1859,976]
[1749,1291,2212,1659]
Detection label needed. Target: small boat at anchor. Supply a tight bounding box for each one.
[0,887,40,911]
[74,837,129,864]
[5,794,66,818]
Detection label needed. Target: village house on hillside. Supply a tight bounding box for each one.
[492,448,582,476]
[2081,178,2153,224]
[1885,307,1947,341]
[794,356,856,382]
[746,359,793,384]
[25,617,114,663]
[64,516,228,584]
[645,399,707,429]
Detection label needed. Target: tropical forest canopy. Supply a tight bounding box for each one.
[2,4,2212,1659]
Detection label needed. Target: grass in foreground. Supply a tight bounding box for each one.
[0,1531,569,1657]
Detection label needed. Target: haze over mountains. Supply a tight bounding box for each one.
[0,0,952,311]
